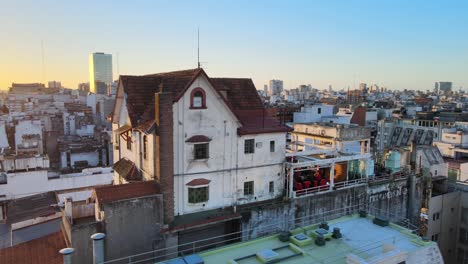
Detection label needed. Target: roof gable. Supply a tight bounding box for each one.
[0,232,66,264]
[93,181,160,204]
[120,69,202,127]
[117,68,291,135]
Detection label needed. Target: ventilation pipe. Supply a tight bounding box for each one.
[59,248,74,264]
[91,233,106,264]
[408,140,417,224]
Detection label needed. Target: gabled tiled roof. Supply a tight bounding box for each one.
[118,69,291,135]
[120,69,202,127]
[211,78,292,135]
[113,158,141,182]
[93,181,160,204]
[0,231,66,264]
[7,192,59,224]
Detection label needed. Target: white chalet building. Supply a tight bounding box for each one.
[112,69,290,221]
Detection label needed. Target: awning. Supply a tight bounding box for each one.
[114,125,132,134]
[185,135,211,143]
[186,178,211,186]
[115,125,132,141]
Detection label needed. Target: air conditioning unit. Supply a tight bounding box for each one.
[256,142,263,148]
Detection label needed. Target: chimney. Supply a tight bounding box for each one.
[91,233,106,264]
[59,248,75,264]
[65,197,73,224]
[155,83,175,224]
[410,139,417,171]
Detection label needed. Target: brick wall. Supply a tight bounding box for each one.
[155,88,175,223]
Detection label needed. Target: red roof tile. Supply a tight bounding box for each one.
[0,232,66,264]
[118,69,290,135]
[120,69,202,127]
[185,135,211,143]
[186,178,211,186]
[93,181,159,204]
[113,158,141,182]
[211,78,292,135]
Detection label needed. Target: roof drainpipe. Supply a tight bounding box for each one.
[91,233,106,264]
[59,248,75,264]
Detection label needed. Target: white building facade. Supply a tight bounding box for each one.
[112,69,290,217]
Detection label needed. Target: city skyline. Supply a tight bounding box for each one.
[1,0,467,91]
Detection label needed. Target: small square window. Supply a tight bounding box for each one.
[270,141,275,152]
[188,186,209,203]
[269,181,274,193]
[244,139,255,154]
[244,181,254,196]
[194,143,209,159]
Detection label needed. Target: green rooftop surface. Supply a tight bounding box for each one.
[178,214,435,264]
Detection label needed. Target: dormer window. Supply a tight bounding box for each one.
[190,88,206,109]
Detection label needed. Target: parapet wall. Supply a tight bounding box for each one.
[240,176,421,241]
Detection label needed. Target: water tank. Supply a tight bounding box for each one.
[385,151,401,172]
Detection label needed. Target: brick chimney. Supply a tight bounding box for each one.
[155,83,174,224]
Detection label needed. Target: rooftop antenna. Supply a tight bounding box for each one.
[41,40,46,84]
[197,27,201,69]
[116,52,120,78]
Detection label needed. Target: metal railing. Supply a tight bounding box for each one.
[292,178,367,198]
[102,202,420,264]
[103,204,366,264]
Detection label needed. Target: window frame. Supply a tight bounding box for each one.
[244,181,254,196]
[143,135,148,159]
[188,186,209,204]
[269,181,274,193]
[270,140,275,152]
[194,143,209,160]
[126,131,132,151]
[190,88,207,109]
[244,139,255,154]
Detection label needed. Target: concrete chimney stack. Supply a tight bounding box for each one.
[91,233,106,264]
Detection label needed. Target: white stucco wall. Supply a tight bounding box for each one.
[15,120,43,153]
[0,167,113,200]
[173,75,286,215]
[60,151,100,169]
[293,105,334,123]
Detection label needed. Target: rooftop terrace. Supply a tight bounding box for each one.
[160,214,441,264]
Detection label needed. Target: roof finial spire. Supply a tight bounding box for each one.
[159,82,164,93]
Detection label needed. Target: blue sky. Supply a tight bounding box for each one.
[1,0,467,91]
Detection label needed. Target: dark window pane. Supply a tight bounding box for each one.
[194,143,209,159]
[245,139,255,154]
[188,186,209,203]
[244,181,254,195]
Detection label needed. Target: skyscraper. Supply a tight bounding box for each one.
[89,52,113,95]
[269,79,283,96]
[435,82,452,96]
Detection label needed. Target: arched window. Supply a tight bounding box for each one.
[143,135,148,159]
[190,88,206,109]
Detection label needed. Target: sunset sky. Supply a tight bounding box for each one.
[1,0,467,91]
